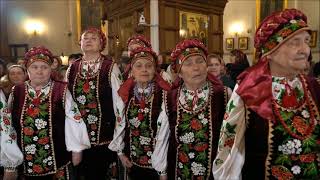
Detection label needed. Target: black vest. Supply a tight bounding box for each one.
[67,55,116,145]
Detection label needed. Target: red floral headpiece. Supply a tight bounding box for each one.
[170,39,208,73]
[129,47,157,65]
[254,8,310,58]
[24,46,54,67]
[80,27,106,52]
[123,46,158,78]
[118,47,171,103]
[127,34,152,48]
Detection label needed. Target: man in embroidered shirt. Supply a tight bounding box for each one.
[66,27,124,179]
[8,46,91,180]
[213,9,320,180]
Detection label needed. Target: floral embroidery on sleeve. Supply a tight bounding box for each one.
[1,103,18,144]
[115,108,122,126]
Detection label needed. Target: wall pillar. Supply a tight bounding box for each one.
[150,0,159,54]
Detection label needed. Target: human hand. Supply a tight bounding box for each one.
[118,154,133,168]
[3,170,18,180]
[72,151,83,166]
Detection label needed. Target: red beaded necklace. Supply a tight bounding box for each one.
[272,76,316,140]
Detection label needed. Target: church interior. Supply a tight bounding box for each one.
[0,0,319,67]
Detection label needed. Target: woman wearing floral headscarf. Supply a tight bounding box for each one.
[213,9,320,179]
[110,47,171,180]
[167,39,228,179]
[8,46,90,179]
[66,27,123,179]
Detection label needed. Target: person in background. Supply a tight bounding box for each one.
[157,54,171,84]
[0,59,7,78]
[165,64,177,84]
[51,56,67,81]
[220,57,227,76]
[0,75,11,100]
[66,27,123,179]
[302,51,313,76]
[226,49,250,83]
[68,53,82,66]
[51,56,62,71]
[9,46,90,179]
[207,53,235,90]
[118,55,130,74]
[58,65,69,82]
[167,39,228,179]
[111,47,171,180]
[1,65,27,98]
[313,61,320,80]
[16,59,26,67]
[213,9,320,179]
[8,65,26,85]
[127,34,152,57]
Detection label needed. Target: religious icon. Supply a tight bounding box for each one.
[179,11,208,46]
[238,37,249,50]
[226,38,234,51]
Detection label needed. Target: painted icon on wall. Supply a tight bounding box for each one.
[226,38,234,51]
[238,37,249,50]
[179,11,208,46]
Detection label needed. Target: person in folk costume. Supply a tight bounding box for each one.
[0,88,23,180]
[66,27,123,179]
[213,9,320,179]
[110,47,171,180]
[126,34,172,84]
[167,39,228,180]
[127,34,152,57]
[7,46,90,180]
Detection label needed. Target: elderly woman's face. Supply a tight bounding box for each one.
[9,67,26,84]
[80,32,101,53]
[269,31,311,76]
[27,61,52,86]
[179,55,207,89]
[131,58,155,85]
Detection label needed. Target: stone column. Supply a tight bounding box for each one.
[150,0,159,54]
[0,0,10,61]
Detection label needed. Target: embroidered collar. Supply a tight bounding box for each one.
[26,80,52,98]
[81,58,101,77]
[179,82,209,112]
[133,82,154,102]
[272,76,304,104]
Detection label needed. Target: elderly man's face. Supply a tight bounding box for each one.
[269,31,311,77]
